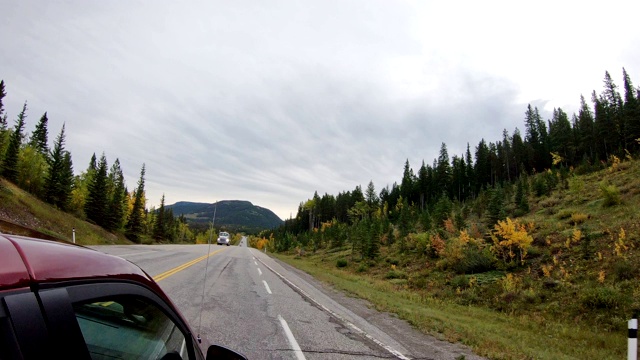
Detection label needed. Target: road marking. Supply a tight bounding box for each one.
[263,280,272,294]
[278,315,306,360]
[153,248,227,282]
[254,261,258,265]
[255,255,410,360]
[257,268,262,276]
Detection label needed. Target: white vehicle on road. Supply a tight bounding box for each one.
[217,231,230,246]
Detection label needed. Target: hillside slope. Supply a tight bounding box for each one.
[0,178,130,245]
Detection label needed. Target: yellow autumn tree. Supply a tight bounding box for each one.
[490,218,534,266]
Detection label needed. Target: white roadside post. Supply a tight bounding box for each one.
[629,314,638,360]
[72,227,76,244]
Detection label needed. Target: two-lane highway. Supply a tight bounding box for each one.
[91,239,484,360]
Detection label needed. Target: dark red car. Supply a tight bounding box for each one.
[0,233,246,360]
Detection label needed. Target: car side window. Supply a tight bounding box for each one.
[73,295,188,360]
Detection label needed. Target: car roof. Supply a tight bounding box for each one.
[0,233,161,294]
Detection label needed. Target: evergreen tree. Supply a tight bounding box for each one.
[487,185,506,226]
[511,128,526,178]
[602,71,624,151]
[474,139,491,192]
[44,124,73,209]
[435,142,452,198]
[400,159,416,204]
[0,80,6,119]
[548,108,573,165]
[622,68,640,152]
[417,161,429,210]
[85,154,109,227]
[126,164,147,243]
[575,95,596,161]
[464,143,475,199]
[29,112,49,156]
[153,194,167,240]
[364,180,379,217]
[106,159,126,231]
[89,153,97,171]
[2,102,27,182]
[501,129,512,182]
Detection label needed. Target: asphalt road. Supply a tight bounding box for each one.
[91,238,485,360]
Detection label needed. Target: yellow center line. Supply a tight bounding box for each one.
[153,248,227,282]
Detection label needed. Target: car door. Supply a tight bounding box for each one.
[2,281,205,360]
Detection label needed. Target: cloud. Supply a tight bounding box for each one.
[1,1,639,220]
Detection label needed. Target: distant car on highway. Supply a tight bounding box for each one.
[217,231,230,246]
[0,233,246,360]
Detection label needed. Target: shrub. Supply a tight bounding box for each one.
[386,258,400,266]
[490,218,534,266]
[336,258,348,268]
[581,286,627,309]
[600,181,621,207]
[408,276,427,289]
[614,261,636,281]
[570,213,588,225]
[385,270,408,279]
[451,246,494,274]
[450,275,470,289]
[356,263,368,273]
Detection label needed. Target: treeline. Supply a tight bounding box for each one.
[269,68,640,254]
[0,80,191,243]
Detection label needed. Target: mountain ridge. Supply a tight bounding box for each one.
[167,200,283,233]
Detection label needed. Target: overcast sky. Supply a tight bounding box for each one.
[1,1,639,220]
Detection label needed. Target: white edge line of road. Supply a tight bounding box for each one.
[255,255,411,360]
[278,315,306,360]
[263,280,272,294]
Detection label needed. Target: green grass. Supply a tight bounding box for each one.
[274,252,624,359]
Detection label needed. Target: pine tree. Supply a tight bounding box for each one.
[487,185,506,226]
[603,71,624,151]
[2,102,27,182]
[126,164,146,243]
[44,124,73,209]
[622,68,640,152]
[153,194,167,240]
[465,143,475,199]
[474,139,491,192]
[29,112,49,156]
[548,108,573,165]
[0,80,6,119]
[575,95,596,161]
[106,159,127,231]
[400,159,415,204]
[364,180,378,218]
[435,142,452,198]
[417,161,429,210]
[85,154,109,227]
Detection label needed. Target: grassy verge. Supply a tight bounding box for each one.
[273,252,624,360]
